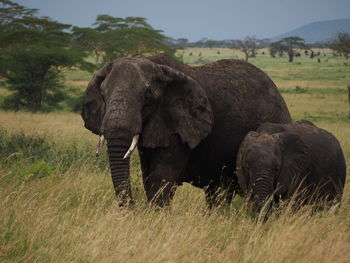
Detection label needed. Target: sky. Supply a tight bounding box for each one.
[15,0,350,41]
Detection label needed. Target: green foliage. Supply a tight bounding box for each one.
[61,86,85,112]
[94,15,152,31]
[329,32,350,59]
[0,0,37,26]
[71,26,103,63]
[0,129,108,181]
[24,160,53,179]
[1,48,66,111]
[269,41,287,57]
[0,1,94,112]
[72,15,176,64]
[281,36,306,48]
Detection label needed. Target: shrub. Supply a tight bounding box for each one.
[0,129,108,177]
[295,86,308,93]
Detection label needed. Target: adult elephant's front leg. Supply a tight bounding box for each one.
[139,135,190,206]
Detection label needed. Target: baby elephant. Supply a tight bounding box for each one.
[236,120,346,212]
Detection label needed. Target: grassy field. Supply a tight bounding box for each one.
[0,48,349,262]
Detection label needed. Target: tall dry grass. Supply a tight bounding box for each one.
[0,111,349,263]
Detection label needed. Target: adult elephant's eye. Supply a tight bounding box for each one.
[144,87,161,103]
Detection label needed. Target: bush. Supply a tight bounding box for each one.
[295,86,308,93]
[0,129,108,177]
[24,160,53,179]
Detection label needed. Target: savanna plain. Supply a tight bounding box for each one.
[0,48,350,262]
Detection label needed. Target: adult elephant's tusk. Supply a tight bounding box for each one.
[95,135,105,157]
[123,135,139,159]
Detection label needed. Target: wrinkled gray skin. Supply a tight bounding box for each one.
[236,120,347,212]
[81,54,291,207]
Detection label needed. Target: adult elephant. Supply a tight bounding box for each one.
[81,54,291,207]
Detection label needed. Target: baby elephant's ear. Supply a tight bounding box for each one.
[236,133,257,193]
[236,149,248,193]
[276,132,308,196]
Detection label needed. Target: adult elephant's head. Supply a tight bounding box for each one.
[236,131,308,212]
[81,57,213,205]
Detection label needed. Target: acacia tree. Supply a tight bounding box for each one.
[238,36,258,61]
[281,37,306,62]
[269,37,306,62]
[71,27,103,63]
[72,15,175,64]
[329,32,350,59]
[0,0,36,26]
[269,41,286,58]
[0,0,93,111]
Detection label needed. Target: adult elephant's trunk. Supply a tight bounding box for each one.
[107,137,135,206]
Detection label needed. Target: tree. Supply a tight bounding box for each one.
[73,15,175,64]
[165,38,189,49]
[238,36,259,61]
[280,37,306,62]
[269,41,286,58]
[269,37,306,62]
[0,0,93,111]
[71,27,103,63]
[0,0,37,26]
[310,50,315,59]
[329,32,350,59]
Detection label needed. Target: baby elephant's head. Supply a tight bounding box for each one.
[236,131,307,212]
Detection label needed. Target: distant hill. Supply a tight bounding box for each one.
[269,19,350,43]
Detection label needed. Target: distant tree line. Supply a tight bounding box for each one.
[328,32,350,59]
[168,33,350,63]
[267,33,350,62]
[166,37,270,49]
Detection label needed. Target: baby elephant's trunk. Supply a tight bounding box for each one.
[252,172,274,212]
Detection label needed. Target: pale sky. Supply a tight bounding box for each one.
[15,0,350,41]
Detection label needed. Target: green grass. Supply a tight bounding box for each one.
[0,48,350,262]
[279,86,348,94]
[181,48,350,91]
[63,68,93,82]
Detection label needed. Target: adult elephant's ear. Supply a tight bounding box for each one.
[81,62,113,135]
[141,64,214,149]
[277,132,308,197]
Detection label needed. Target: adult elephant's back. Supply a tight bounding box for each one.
[194,59,291,129]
